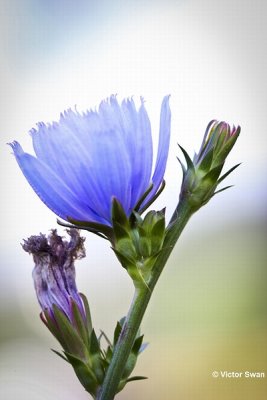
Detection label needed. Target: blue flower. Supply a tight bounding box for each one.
[22,229,86,320]
[10,96,171,226]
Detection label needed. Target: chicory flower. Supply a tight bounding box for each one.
[10,96,171,227]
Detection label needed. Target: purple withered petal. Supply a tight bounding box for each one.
[23,229,86,321]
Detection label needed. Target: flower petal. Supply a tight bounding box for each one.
[10,142,105,223]
[146,95,171,202]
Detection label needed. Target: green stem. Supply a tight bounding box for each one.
[97,200,194,400]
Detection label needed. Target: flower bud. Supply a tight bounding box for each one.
[178,120,240,210]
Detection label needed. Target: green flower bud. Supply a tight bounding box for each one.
[178,120,240,211]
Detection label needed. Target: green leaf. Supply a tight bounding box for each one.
[113,321,123,346]
[132,335,144,355]
[126,375,148,383]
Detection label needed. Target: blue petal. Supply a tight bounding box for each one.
[146,95,171,202]
[129,100,153,208]
[31,119,112,222]
[32,107,132,221]
[10,142,105,223]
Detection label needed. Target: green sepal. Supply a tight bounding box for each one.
[112,197,129,229]
[213,130,240,167]
[115,236,138,261]
[80,293,93,335]
[213,185,234,195]
[217,163,241,184]
[90,329,101,355]
[139,180,166,215]
[201,164,224,185]
[178,144,195,172]
[64,218,113,240]
[52,305,88,360]
[150,215,165,254]
[70,299,89,346]
[89,329,105,384]
[198,147,214,172]
[133,183,154,213]
[112,248,137,270]
[64,351,98,398]
[112,221,131,241]
[51,349,69,363]
[41,311,65,347]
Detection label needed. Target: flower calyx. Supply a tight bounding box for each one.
[111,198,166,289]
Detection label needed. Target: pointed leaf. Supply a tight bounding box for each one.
[126,375,148,383]
[113,321,123,346]
[132,335,144,355]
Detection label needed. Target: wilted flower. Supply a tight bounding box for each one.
[22,229,86,321]
[178,120,240,210]
[10,96,171,227]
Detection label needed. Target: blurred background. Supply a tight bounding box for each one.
[0,0,266,399]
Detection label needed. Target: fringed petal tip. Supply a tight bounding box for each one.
[10,95,172,226]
